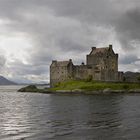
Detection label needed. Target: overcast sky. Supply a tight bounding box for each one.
[0,0,140,83]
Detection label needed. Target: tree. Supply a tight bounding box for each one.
[86,75,93,82]
[137,76,140,83]
[123,76,126,82]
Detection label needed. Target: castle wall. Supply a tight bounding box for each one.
[50,60,74,87]
[94,71,101,80]
[50,65,68,87]
[87,55,98,66]
[74,65,92,80]
[118,71,124,81]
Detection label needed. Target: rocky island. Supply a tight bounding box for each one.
[18,80,140,95]
[18,45,140,95]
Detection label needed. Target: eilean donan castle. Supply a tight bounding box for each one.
[50,45,123,87]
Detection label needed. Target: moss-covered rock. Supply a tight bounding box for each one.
[18,85,38,92]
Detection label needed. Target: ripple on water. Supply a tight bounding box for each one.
[0,88,140,139]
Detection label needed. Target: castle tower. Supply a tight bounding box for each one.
[50,59,74,87]
[86,44,118,81]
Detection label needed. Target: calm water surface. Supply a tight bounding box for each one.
[0,86,140,140]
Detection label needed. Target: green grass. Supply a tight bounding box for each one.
[50,80,140,91]
[18,81,140,93]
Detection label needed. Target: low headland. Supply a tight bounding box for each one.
[18,80,140,95]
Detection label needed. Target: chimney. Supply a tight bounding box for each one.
[52,60,57,64]
[92,47,96,51]
[109,44,112,49]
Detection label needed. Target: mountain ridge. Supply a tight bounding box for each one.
[0,76,17,85]
[124,71,140,82]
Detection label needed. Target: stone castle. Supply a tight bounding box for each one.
[50,45,123,87]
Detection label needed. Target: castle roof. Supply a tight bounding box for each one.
[90,47,109,55]
[56,61,70,66]
[51,59,73,67]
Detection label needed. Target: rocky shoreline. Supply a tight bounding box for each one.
[48,89,140,95]
[18,85,140,95]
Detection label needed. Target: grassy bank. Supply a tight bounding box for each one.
[18,80,140,94]
[50,80,140,91]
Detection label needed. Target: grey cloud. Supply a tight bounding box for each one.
[114,8,140,50]
[40,0,140,51]
[4,60,49,83]
[0,0,140,82]
[7,60,49,75]
[120,55,140,65]
[0,55,6,67]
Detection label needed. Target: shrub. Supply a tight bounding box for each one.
[54,82,61,87]
[123,84,129,90]
[123,76,126,82]
[85,75,93,82]
[137,76,140,83]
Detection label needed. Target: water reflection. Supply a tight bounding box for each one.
[0,92,35,139]
[0,88,140,140]
[47,95,124,140]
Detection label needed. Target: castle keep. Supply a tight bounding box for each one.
[50,45,123,87]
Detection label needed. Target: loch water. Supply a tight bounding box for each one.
[0,86,140,140]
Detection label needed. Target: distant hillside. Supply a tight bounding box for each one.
[0,76,17,85]
[124,71,140,82]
